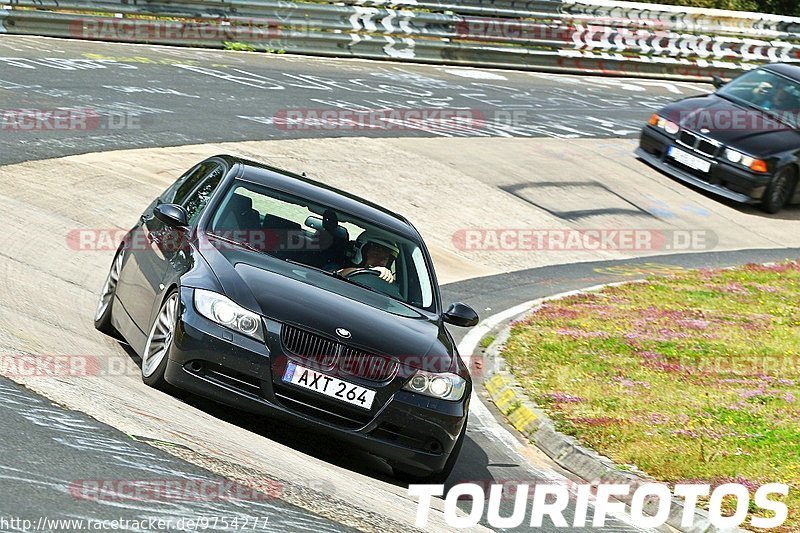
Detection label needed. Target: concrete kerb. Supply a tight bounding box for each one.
[478,281,719,533]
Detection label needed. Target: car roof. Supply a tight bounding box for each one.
[213,154,420,239]
[762,63,800,81]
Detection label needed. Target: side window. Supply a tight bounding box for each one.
[159,163,202,204]
[410,247,433,309]
[173,162,219,205]
[181,164,225,224]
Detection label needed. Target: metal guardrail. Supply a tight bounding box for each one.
[1,0,799,80]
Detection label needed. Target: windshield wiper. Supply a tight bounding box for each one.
[338,276,388,297]
[760,108,796,129]
[281,258,344,280]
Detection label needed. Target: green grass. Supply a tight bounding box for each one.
[501,262,800,530]
[479,334,496,349]
[223,41,257,52]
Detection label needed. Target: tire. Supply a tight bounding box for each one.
[141,290,181,393]
[94,248,125,337]
[761,166,796,214]
[392,417,467,484]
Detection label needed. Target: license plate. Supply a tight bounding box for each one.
[668,146,711,173]
[282,362,375,410]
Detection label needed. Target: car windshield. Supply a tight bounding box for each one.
[206,180,436,312]
[717,69,800,128]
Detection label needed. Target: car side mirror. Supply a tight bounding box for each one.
[154,203,189,228]
[444,302,479,327]
[712,75,726,89]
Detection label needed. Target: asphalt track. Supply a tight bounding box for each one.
[0,34,796,532]
[0,35,711,165]
[0,376,354,532]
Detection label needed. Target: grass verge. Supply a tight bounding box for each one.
[501,261,799,530]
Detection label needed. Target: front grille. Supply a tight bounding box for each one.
[281,324,338,368]
[339,347,398,382]
[678,130,720,158]
[279,324,397,382]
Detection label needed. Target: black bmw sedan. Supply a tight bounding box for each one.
[636,63,800,213]
[94,155,479,482]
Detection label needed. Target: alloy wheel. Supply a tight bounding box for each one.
[95,251,124,322]
[142,293,179,378]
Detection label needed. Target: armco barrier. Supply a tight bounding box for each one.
[2,0,799,80]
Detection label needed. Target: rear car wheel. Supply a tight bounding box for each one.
[94,248,124,336]
[142,291,180,392]
[761,167,795,214]
[392,416,467,484]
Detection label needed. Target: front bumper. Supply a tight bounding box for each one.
[163,287,469,475]
[636,125,772,203]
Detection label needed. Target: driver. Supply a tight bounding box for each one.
[751,80,775,105]
[763,85,795,112]
[337,233,399,283]
[751,81,794,112]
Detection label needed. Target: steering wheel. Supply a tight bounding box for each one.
[344,268,403,300]
[344,268,382,279]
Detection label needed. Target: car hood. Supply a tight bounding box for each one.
[197,234,456,370]
[660,94,800,156]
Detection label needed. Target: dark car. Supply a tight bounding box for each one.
[93,155,479,482]
[636,63,800,213]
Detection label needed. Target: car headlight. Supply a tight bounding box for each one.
[403,370,467,401]
[737,155,768,173]
[193,289,264,341]
[725,148,743,163]
[648,113,679,135]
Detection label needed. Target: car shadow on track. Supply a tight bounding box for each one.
[713,194,800,220]
[641,161,800,220]
[118,342,487,489]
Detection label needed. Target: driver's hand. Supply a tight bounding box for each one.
[754,81,773,96]
[372,266,394,283]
